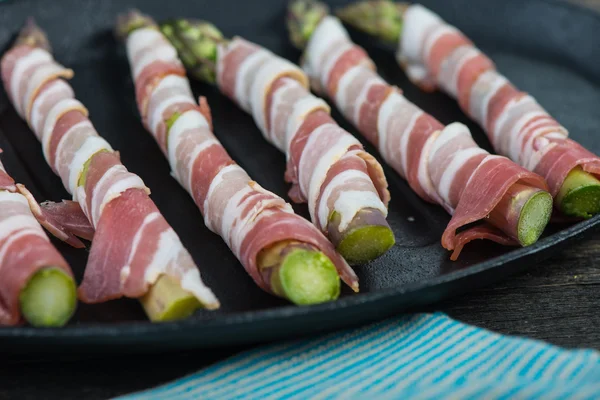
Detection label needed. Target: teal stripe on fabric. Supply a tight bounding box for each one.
[115,313,600,400]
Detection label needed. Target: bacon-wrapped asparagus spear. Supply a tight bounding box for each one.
[1,19,219,321]
[337,1,600,219]
[114,10,354,304]
[286,1,554,259]
[158,18,395,265]
[0,157,76,327]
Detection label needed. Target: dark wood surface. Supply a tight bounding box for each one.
[0,234,598,400]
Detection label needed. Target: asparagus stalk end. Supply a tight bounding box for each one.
[19,267,77,327]
[517,190,553,246]
[336,0,408,44]
[287,0,330,50]
[328,208,395,264]
[259,240,341,305]
[556,167,600,218]
[140,275,204,322]
[272,248,340,305]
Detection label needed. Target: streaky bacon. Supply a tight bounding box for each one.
[0,159,74,325]
[1,22,219,308]
[124,25,359,292]
[397,4,600,206]
[303,16,551,257]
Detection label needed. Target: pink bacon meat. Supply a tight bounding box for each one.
[0,158,74,325]
[304,16,549,259]
[397,4,600,199]
[214,37,390,235]
[125,25,358,292]
[1,23,219,308]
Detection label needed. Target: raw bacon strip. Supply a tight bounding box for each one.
[215,37,390,234]
[397,4,600,199]
[1,23,219,308]
[124,25,358,292]
[303,16,550,257]
[0,158,74,325]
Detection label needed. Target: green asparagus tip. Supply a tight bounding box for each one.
[287,0,330,49]
[272,249,340,305]
[337,224,395,264]
[556,167,600,218]
[517,191,553,246]
[19,267,77,327]
[336,0,407,44]
[159,19,225,83]
[115,9,158,39]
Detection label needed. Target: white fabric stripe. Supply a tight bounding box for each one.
[67,136,113,198]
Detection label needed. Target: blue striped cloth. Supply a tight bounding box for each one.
[116,313,600,399]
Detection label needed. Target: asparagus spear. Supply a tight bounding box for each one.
[19,267,77,327]
[158,17,395,263]
[287,0,553,247]
[117,12,344,304]
[335,0,600,219]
